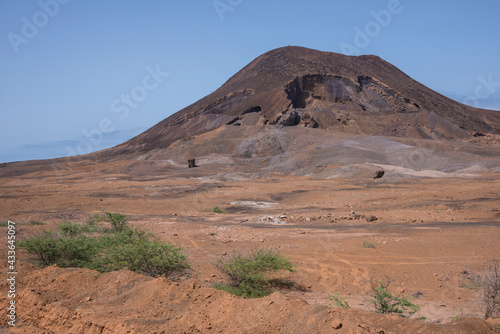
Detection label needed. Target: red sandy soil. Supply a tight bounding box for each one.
[1,160,499,333]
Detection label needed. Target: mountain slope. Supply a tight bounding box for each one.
[103,46,499,157]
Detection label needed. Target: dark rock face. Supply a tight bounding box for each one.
[373,170,385,179]
[285,75,355,108]
[285,74,421,114]
[299,112,318,128]
[279,110,301,126]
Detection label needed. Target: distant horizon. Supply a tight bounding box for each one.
[2,1,499,163]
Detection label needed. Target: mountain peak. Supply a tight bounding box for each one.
[105,46,499,157]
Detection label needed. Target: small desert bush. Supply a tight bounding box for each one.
[212,206,226,214]
[104,212,128,232]
[57,222,81,236]
[369,278,420,316]
[18,231,98,268]
[466,260,500,319]
[329,292,350,309]
[481,260,500,319]
[57,222,101,236]
[362,241,377,249]
[18,231,62,266]
[215,249,295,298]
[19,215,190,279]
[28,220,45,225]
[86,213,106,225]
[0,221,8,227]
[95,228,190,278]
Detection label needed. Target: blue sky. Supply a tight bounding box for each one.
[1,0,499,163]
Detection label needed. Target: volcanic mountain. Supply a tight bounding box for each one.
[2,46,499,178]
[105,46,499,160]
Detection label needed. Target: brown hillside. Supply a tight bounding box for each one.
[106,46,499,157]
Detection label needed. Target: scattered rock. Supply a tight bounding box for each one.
[373,170,385,179]
[278,109,300,126]
[366,215,378,222]
[331,321,343,330]
[300,112,319,128]
[259,216,286,225]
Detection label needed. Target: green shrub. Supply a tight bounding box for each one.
[56,235,100,268]
[18,231,63,266]
[19,217,190,279]
[214,280,269,298]
[96,228,190,278]
[212,206,226,214]
[104,212,128,232]
[0,221,8,227]
[57,222,101,236]
[19,231,99,268]
[215,249,295,298]
[28,220,45,225]
[57,222,83,236]
[370,279,420,316]
[362,241,377,249]
[329,292,350,309]
[86,214,105,225]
